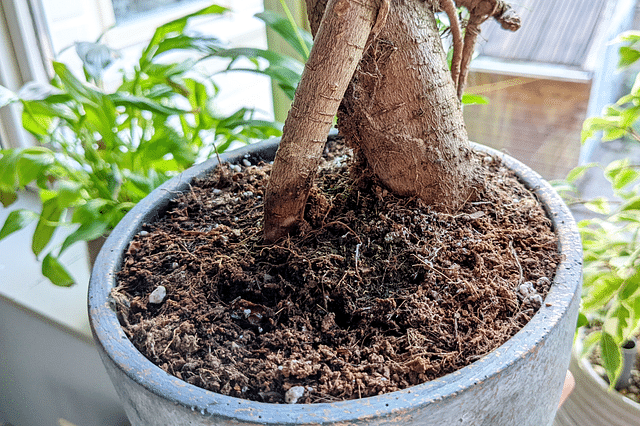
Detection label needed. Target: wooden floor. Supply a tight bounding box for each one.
[463,72,590,180]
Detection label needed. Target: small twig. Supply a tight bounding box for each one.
[509,240,524,286]
[162,327,179,355]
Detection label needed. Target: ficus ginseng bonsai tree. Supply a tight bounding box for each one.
[262,0,520,243]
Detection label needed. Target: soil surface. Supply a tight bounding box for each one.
[114,137,560,404]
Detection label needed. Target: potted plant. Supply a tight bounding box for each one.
[0,5,282,286]
[89,0,582,424]
[553,30,640,426]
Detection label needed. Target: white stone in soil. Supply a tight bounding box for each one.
[148,286,167,304]
[284,386,306,404]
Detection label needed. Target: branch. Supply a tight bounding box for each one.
[454,0,521,98]
[264,0,384,243]
[441,0,464,95]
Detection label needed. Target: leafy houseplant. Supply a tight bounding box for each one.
[559,30,640,393]
[0,5,282,286]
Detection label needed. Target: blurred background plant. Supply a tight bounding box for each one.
[555,29,640,390]
[0,4,287,286]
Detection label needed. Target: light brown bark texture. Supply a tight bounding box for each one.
[337,0,480,213]
[264,0,381,242]
[264,0,519,242]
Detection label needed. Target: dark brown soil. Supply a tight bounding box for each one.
[113,137,560,404]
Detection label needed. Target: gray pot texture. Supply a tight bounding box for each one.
[89,136,582,426]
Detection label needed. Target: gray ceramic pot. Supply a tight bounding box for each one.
[89,137,582,426]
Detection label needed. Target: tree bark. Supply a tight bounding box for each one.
[337,0,479,212]
[264,0,382,243]
[264,0,520,243]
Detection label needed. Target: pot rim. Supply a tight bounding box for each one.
[88,137,582,424]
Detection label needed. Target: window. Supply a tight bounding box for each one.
[112,0,204,24]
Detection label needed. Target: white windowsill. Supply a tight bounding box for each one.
[0,191,93,338]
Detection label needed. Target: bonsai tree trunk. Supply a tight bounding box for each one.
[264,0,520,243]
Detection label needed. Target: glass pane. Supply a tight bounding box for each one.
[112,0,203,24]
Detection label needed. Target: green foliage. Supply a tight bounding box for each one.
[0,5,282,286]
[582,31,640,145]
[574,30,640,389]
[216,8,311,101]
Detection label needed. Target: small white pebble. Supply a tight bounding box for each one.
[242,159,251,167]
[171,262,179,270]
[230,164,241,173]
[285,386,306,404]
[537,277,550,287]
[139,230,148,236]
[212,188,222,195]
[241,191,254,198]
[529,294,544,307]
[518,282,535,297]
[148,286,167,304]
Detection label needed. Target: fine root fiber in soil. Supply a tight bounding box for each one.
[113,138,560,403]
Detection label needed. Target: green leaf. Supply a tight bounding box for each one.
[566,163,597,183]
[582,273,623,311]
[21,101,57,136]
[110,92,190,116]
[59,220,109,255]
[71,198,111,224]
[42,253,74,287]
[584,197,612,215]
[153,34,225,58]
[604,305,631,342]
[0,209,39,241]
[216,47,304,99]
[576,312,589,329]
[613,167,639,190]
[16,147,56,187]
[32,199,63,257]
[603,126,627,141]
[53,62,101,105]
[620,105,640,128]
[461,93,489,105]
[255,10,313,60]
[618,46,640,70]
[54,180,84,209]
[612,30,640,45]
[141,4,228,67]
[631,73,640,96]
[601,332,623,389]
[0,150,20,190]
[580,329,602,357]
